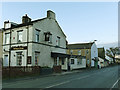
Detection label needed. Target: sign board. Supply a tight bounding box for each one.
[11,46,27,50]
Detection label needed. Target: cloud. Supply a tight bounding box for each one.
[97,41,118,49]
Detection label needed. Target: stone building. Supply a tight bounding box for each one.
[2,10,67,69]
[67,42,98,67]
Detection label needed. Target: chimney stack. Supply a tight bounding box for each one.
[47,10,56,19]
[22,14,31,24]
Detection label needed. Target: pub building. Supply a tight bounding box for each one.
[2,10,67,69]
[2,10,86,71]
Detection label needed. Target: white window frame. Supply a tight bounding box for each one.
[71,58,74,64]
[56,36,60,46]
[35,52,40,65]
[5,33,10,44]
[35,30,40,42]
[16,52,22,66]
[78,50,81,55]
[17,30,23,42]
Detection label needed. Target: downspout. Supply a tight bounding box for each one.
[9,28,12,78]
[26,26,29,66]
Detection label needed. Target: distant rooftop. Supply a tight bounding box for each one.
[67,42,94,49]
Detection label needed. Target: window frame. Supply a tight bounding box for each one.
[17,30,23,43]
[5,33,10,44]
[35,51,40,66]
[16,52,22,66]
[35,29,40,42]
[56,36,60,46]
[78,50,81,55]
[44,32,52,42]
[71,59,74,64]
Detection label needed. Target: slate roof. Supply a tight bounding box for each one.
[2,18,46,31]
[2,16,66,37]
[67,42,94,49]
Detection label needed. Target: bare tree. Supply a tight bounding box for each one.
[106,47,119,63]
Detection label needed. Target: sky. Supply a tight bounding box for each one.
[0,2,118,48]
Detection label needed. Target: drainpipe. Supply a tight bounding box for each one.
[26,26,29,66]
[9,28,12,78]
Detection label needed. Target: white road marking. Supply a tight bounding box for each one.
[45,74,95,88]
[3,67,114,88]
[110,77,120,90]
[45,70,114,88]
[46,81,70,88]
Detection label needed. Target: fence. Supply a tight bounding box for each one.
[2,66,41,78]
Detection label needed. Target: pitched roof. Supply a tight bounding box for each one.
[2,18,46,31]
[2,17,66,37]
[67,42,94,49]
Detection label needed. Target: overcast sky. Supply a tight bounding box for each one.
[0,2,118,48]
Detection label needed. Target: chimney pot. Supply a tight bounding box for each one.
[22,14,31,24]
[47,10,56,19]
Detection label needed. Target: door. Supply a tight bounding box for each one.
[4,55,9,66]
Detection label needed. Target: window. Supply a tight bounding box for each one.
[17,52,22,66]
[18,31,23,42]
[5,33,10,44]
[78,50,81,55]
[35,30,40,42]
[86,50,89,55]
[71,59,74,64]
[70,50,73,54]
[35,52,40,65]
[4,55,9,66]
[5,23,11,29]
[44,32,52,42]
[56,36,60,46]
[61,58,64,65]
[77,58,82,65]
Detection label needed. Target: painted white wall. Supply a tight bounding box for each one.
[3,12,67,68]
[98,57,104,68]
[91,43,98,67]
[70,58,86,70]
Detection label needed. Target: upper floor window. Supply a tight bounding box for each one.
[56,36,60,46]
[17,31,23,42]
[78,50,81,55]
[70,50,73,54]
[5,33,10,44]
[44,32,52,42]
[86,50,89,55]
[35,30,40,42]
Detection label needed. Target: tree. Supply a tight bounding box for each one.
[106,47,119,63]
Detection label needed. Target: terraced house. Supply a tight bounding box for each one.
[67,42,98,68]
[2,10,67,70]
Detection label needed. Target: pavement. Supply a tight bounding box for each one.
[2,65,120,89]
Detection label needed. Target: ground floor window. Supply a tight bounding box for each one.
[77,58,82,65]
[16,52,22,66]
[4,55,9,66]
[35,52,40,65]
[71,59,74,64]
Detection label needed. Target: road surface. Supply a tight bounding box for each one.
[2,65,120,89]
